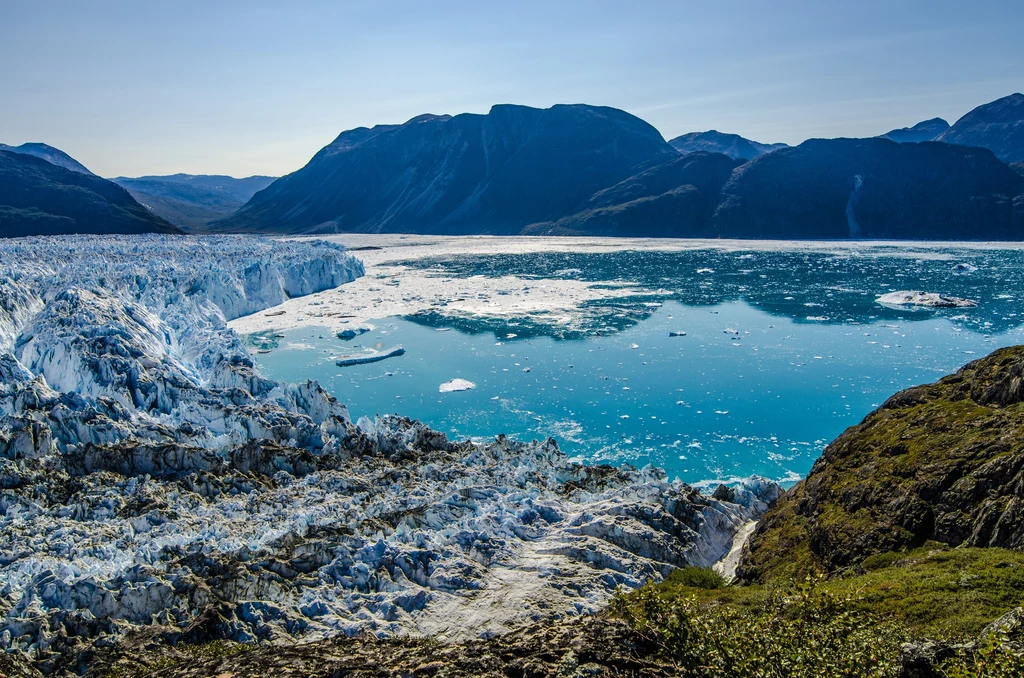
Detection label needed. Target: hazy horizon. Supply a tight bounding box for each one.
[3,0,1023,178]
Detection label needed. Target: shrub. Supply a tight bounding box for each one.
[665,566,727,590]
[611,578,908,677]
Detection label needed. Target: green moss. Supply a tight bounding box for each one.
[653,546,1024,641]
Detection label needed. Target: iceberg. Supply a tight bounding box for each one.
[337,326,370,339]
[876,290,977,309]
[439,378,476,392]
[335,345,406,366]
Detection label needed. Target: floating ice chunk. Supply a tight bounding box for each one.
[669,331,687,337]
[876,291,977,309]
[630,343,639,349]
[337,326,370,339]
[439,378,476,393]
[336,345,406,366]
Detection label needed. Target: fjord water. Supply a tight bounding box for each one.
[252,247,1024,486]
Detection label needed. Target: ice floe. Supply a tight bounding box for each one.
[876,290,978,308]
[439,378,476,393]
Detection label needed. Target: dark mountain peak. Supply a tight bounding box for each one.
[713,136,1024,239]
[214,103,676,234]
[880,117,950,143]
[951,92,1024,126]
[937,93,1024,163]
[669,130,787,161]
[0,142,94,175]
[0,150,181,237]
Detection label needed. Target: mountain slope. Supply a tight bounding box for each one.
[668,130,787,160]
[112,174,277,231]
[737,345,1024,583]
[938,93,1024,163]
[0,151,182,237]
[525,152,742,236]
[0,142,94,175]
[712,137,1024,239]
[880,117,949,143]
[212,104,678,234]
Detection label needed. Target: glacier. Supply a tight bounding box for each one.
[0,235,779,674]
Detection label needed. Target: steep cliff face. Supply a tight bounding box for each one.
[738,345,1024,583]
[212,104,677,235]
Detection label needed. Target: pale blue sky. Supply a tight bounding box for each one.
[3,0,1022,178]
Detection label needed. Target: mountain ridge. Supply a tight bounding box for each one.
[668,130,787,160]
[211,103,678,234]
[112,173,277,231]
[937,92,1024,163]
[0,150,182,237]
[0,142,94,176]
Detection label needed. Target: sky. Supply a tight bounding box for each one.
[2,0,1023,178]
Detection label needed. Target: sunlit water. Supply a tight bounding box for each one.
[252,246,1024,486]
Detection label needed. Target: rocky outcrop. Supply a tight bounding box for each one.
[737,345,1024,583]
[900,607,1024,678]
[0,152,181,237]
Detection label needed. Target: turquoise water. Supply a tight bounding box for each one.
[252,247,1024,486]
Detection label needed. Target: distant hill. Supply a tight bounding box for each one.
[112,174,277,231]
[211,104,678,234]
[937,93,1024,163]
[0,142,94,175]
[525,152,741,237]
[668,130,787,160]
[879,117,949,143]
[712,137,1024,239]
[0,150,181,237]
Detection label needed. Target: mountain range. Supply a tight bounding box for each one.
[0,142,95,176]
[111,174,277,231]
[879,117,950,143]
[3,92,1024,239]
[668,130,787,160]
[0,151,180,237]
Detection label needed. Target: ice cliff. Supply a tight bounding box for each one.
[0,235,779,674]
